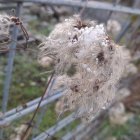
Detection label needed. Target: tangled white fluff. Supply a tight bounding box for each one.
[39,15,127,122]
[0,15,11,35]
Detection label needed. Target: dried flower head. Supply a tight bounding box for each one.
[107,19,121,37]
[0,15,11,35]
[38,56,54,68]
[39,15,126,122]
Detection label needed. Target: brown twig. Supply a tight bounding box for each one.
[3,15,29,48]
[21,71,55,140]
[10,16,29,48]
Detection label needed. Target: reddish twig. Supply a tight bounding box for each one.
[79,0,88,17]
[3,15,29,48]
[21,71,55,140]
[10,16,29,48]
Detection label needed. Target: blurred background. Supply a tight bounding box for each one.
[0,0,140,140]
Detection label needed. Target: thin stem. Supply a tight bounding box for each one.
[21,71,55,140]
[79,0,88,17]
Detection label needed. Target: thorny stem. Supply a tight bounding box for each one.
[21,71,55,140]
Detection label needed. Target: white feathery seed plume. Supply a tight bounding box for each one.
[0,15,11,35]
[39,15,127,122]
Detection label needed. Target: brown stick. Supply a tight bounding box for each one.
[21,71,55,140]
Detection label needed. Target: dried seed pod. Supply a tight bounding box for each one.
[39,15,127,122]
[0,15,11,35]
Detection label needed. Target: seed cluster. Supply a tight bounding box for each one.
[0,15,11,35]
[39,15,126,122]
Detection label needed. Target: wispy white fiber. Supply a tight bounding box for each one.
[39,15,127,122]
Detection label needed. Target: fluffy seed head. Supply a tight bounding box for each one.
[0,15,11,35]
[39,15,127,122]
